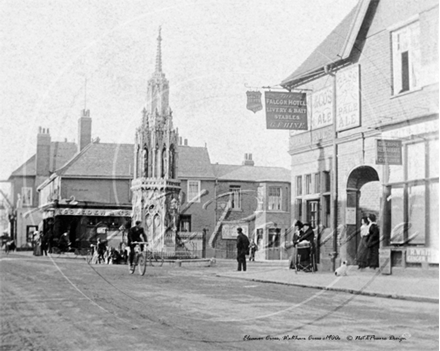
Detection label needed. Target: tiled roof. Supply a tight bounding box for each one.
[57,143,134,177]
[9,155,36,178]
[212,164,290,183]
[9,141,77,178]
[50,142,78,171]
[281,0,371,88]
[56,143,215,179]
[178,146,215,179]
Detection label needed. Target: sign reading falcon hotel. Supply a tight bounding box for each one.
[265,91,307,130]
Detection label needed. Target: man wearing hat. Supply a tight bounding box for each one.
[236,227,250,271]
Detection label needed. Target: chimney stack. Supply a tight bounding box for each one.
[78,109,92,153]
[242,153,255,166]
[36,127,51,176]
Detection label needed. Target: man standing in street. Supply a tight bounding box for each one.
[128,220,147,268]
[236,227,250,272]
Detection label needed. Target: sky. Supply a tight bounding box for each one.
[0,0,359,182]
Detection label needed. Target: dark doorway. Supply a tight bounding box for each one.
[345,166,380,265]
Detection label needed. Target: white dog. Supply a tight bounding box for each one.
[335,261,348,276]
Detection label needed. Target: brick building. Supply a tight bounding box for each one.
[281,0,438,271]
[7,127,78,247]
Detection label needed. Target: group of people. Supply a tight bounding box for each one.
[288,221,317,271]
[356,213,380,269]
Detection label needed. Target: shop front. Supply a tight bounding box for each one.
[42,206,131,251]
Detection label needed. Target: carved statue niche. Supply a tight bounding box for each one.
[164,196,180,232]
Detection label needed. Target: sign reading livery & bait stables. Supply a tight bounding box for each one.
[265,91,307,130]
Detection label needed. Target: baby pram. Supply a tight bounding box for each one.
[294,240,316,273]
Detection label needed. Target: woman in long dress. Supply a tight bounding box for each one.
[356,216,370,269]
[367,214,380,269]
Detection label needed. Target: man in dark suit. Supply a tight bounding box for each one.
[236,227,250,271]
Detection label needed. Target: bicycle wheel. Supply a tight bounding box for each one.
[138,254,147,276]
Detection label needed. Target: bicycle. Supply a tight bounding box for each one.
[146,249,164,267]
[129,242,148,276]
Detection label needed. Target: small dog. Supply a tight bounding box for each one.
[335,261,348,276]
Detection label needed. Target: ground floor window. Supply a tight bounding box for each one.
[179,215,191,232]
[387,138,438,248]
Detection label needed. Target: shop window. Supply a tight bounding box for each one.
[407,183,426,244]
[179,215,191,232]
[390,186,405,244]
[230,186,241,209]
[391,21,421,94]
[305,174,312,194]
[296,176,302,195]
[187,180,201,203]
[387,137,438,247]
[268,187,282,211]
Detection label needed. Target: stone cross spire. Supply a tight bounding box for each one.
[155,26,162,73]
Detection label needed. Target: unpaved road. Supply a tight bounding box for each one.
[1,252,438,351]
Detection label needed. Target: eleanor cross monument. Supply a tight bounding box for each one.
[131,27,181,254]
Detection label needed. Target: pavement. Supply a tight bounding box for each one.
[215,259,439,304]
[5,250,438,304]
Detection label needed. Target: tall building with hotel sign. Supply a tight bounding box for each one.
[281,0,438,271]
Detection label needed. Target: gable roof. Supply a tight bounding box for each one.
[56,143,134,177]
[212,164,290,183]
[54,143,215,179]
[281,0,372,88]
[178,146,215,179]
[9,155,36,178]
[8,141,77,179]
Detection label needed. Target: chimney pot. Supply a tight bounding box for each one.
[242,152,254,166]
[184,139,188,146]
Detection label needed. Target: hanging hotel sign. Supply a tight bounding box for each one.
[375,139,402,165]
[336,64,360,131]
[54,208,132,217]
[246,91,263,113]
[265,91,307,130]
[311,85,333,129]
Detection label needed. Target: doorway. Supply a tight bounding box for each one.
[345,166,380,264]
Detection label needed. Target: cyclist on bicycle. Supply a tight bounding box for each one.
[127,220,147,268]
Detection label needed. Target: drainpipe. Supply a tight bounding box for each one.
[325,65,338,272]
